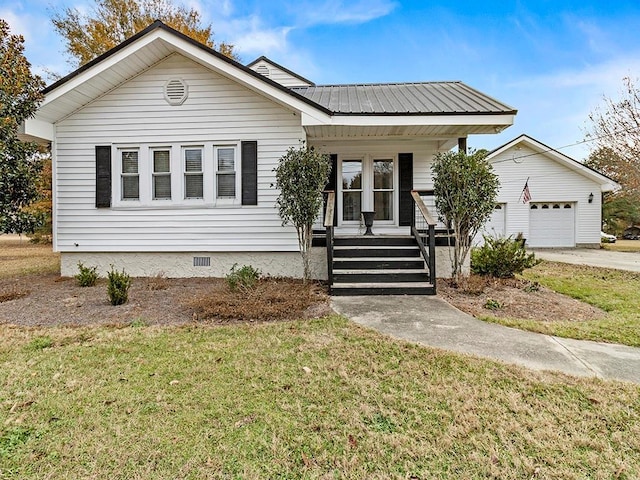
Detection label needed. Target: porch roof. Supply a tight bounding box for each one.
[291,82,516,116]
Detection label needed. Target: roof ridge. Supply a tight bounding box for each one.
[292,81,463,89]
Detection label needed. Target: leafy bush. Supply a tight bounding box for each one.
[225,264,260,292]
[471,235,539,278]
[107,266,132,306]
[75,262,98,287]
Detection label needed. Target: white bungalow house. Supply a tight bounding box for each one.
[22,21,519,295]
[479,135,619,248]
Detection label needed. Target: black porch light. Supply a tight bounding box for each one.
[588,192,594,204]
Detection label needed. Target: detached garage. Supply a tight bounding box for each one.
[483,135,618,248]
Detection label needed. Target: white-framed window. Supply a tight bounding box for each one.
[152,148,171,200]
[215,145,237,199]
[184,147,204,199]
[120,149,139,200]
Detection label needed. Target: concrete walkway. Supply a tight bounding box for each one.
[331,295,640,384]
[532,248,640,272]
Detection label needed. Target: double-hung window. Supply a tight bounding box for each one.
[215,146,237,199]
[184,147,204,199]
[121,149,139,200]
[152,149,171,200]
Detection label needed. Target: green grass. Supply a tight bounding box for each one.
[1,317,639,479]
[602,239,640,252]
[0,238,59,278]
[482,261,640,347]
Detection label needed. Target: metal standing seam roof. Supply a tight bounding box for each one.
[290,82,516,115]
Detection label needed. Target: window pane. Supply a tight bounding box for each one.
[122,151,138,173]
[153,150,170,173]
[217,148,235,171]
[343,191,361,221]
[153,175,171,199]
[122,176,139,199]
[374,191,393,220]
[185,149,202,172]
[217,173,236,198]
[342,160,362,190]
[374,160,393,189]
[186,174,204,198]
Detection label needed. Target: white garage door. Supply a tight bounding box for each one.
[529,203,575,247]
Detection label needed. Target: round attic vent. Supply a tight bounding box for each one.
[255,65,270,77]
[164,78,188,105]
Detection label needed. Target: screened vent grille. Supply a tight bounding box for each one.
[255,65,270,77]
[164,79,188,105]
[193,256,211,267]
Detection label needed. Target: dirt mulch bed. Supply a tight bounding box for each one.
[0,274,331,327]
[438,276,608,322]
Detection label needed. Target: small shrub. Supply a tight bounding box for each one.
[484,298,503,311]
[225,264,260,292]
[471,235,539,278]
[107,266,132,306]
[75,262,98,287]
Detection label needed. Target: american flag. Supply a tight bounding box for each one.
[521,180,531,204]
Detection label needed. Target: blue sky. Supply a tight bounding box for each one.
[3,0,640,160]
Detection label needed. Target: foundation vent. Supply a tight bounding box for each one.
[193,256,211,267]
[164,78,188,105]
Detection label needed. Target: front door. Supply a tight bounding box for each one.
[339,156,396,226]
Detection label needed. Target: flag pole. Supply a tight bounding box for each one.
[518,177,530,203]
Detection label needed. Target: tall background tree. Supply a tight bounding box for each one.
[274,144,330,282]
[52,0,238,67]
[586,77,640,232]
[432,149,500,282]
[0,19,46,235]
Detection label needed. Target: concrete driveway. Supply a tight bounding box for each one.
[332,295,640,384]
[532,248,640,272]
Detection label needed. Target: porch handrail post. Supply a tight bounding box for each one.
[324,191,336,289]
[428,223,436,292]
[410,190,437,286]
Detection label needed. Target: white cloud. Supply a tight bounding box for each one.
[295,0,398,26]
[0,8,33,41]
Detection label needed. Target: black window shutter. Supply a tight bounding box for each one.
[398,153,413,226]
[95,146,112,208]
[324,154,338,226]
[241,141,258,205]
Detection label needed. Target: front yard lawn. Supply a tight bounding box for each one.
[469,262,640,347]
[1,317,639,479]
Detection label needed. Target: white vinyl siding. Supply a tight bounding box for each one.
[248,59,313,87]
[54,53,306,253]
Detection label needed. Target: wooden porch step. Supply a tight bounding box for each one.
[333,258,425,270]
[333,269,429,283]
[333,247,420,258]
[334,235,416,246]
[331,282,435,296]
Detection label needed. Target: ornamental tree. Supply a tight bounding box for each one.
[274,144,331,282]
[431,149,500,282]
[0,19,46,234]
